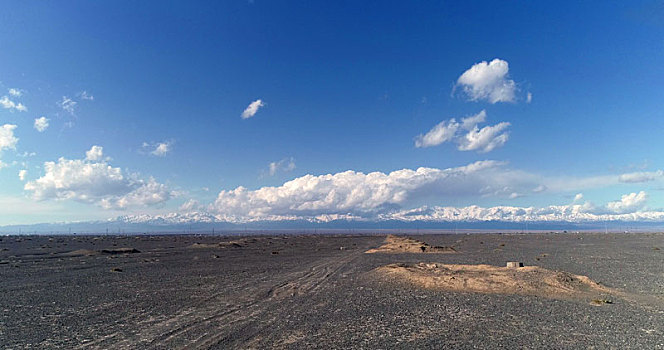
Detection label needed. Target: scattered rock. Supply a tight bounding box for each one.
[100,248,140,255]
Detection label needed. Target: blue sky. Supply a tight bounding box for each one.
[1,1,664,225]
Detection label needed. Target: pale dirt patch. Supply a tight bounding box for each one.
[365,235,456,254]
[374,262,615,303]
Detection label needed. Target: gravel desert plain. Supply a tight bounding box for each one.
[1,232,663,349]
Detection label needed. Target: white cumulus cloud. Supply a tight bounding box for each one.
[34,117,49,132]
[456,58,516,103]
[85,145,104,161]
[0,124,18,151]
[241,99,265,119]
[24,150,172,210]
[606,191,648,214]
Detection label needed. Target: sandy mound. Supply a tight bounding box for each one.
[366,235,456,254]
[63,249,100,256]
[374,263,613,302]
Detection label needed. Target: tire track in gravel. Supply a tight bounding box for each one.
[79,248,365,350]
[175,250,365,349]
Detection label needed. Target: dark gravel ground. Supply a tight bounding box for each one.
[1,232,663,349]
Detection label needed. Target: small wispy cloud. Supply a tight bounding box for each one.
[18,169,27,181]
[8,88,23,97]
[457,121,511,153]
[415,119,459,148]
[78,91,94,101]
[242,99,265,119]
[267,157,296,176]
[618,170,664,183]
[179,199,201,212]
[17,151,36,158]
[460,110,486,130]
[34,117,49,132]
[415,110,510,153]
[141,140,174,157]
[151,142,171,156]
[0,95,27,112]
[59,96,77,115]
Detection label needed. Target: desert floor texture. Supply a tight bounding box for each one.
[1,232,663,349]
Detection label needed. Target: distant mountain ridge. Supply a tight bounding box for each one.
[2,210,664,234]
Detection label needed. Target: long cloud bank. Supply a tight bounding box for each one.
[20,150,664,224]
[204,160,659,222]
